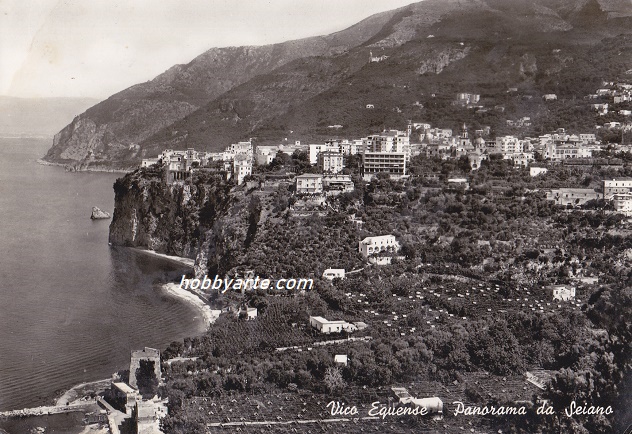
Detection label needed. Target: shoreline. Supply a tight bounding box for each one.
[130,247,196,269]
[54,378,112,407]
[36,158,132,174]
[162,283,221,332]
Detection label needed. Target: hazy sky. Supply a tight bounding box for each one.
[1,0,417,99]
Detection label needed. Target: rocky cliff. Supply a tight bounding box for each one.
[108,167,364,282]
[108,167,267,276]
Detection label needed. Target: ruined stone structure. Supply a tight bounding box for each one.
[129,347,161,389]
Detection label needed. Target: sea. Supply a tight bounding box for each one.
[0,137,205,412]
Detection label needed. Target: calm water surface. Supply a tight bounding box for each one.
[0,138,204,411]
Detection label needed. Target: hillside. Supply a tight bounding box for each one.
[46,0,632,168]
[41,5,408,169]
[109,152,632,434]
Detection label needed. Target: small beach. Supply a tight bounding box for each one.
[162,283,221,331]
[130,248,196,269]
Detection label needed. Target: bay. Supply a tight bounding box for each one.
[0,138,203,411]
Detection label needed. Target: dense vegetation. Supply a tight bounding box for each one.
[144,155,632,433]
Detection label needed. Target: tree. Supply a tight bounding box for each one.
[324,366,346,394]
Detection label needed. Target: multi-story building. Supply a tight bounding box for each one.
[550,285,576,302]
[233,154,252,185]
[129,347,161,389]
[604,179,632,199]
[358,235,400,258]
[613,193,632,215]
[511,152,534,168]
[338,139,363,155]
[227,141,253,155]
[579,134,597,144]
[317,151,344,174]
[424,128,454,143]
[362,152,407,181]
[295,174,324,194]
[322,174,354,194]
[364,130,409,152]
[544,143,593,161]
[495,136,524,154]
[309,143,339,164]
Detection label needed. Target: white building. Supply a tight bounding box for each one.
[140,158,160,168]
[334,355,348,366]
[495,136,524,154]
[530,167,548,177]
[546,188,601,206]
[295,174,323,194]
[362,152,407,181]
[255,145,279,165]
[603,179,632,199]
[358,235,400,258]
[544,143,593,161]
[309,316,356,334]
[456,93,480,105]
[318,151,344,174]
[613,193,632,215]
[239,307,257,320]
[322,174,354,194]
[233,154,252,185]
[322,269,346,280]
[309,143,340,164]
[511,152,534,168]
[227,141,253,155]
[551,285,576,301]
[363,130,409,153]
[579,134,597,144]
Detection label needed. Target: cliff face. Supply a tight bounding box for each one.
[109,168,263,276]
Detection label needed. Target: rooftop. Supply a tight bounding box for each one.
[112,382,136,394]
[131,347,160,358]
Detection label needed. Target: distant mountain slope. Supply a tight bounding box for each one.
[46,0,632,168]
[144,0,632,151]
[42,5,409,167]
[0,97,99,137]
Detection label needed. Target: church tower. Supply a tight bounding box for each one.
[459,123,471,148]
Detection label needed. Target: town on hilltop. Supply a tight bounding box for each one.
[140,79,632,217]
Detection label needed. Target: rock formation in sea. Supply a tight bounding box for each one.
[91,207,111,220]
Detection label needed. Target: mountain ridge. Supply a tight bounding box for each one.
[45,0,632,168]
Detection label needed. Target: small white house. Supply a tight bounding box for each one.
[410,397,443,419]
[334,355,348,366]
[245,307,257,320]
[309,316,356,334]
[530,167,548,177]
[551,285,576,301]
[322,269,345,280]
